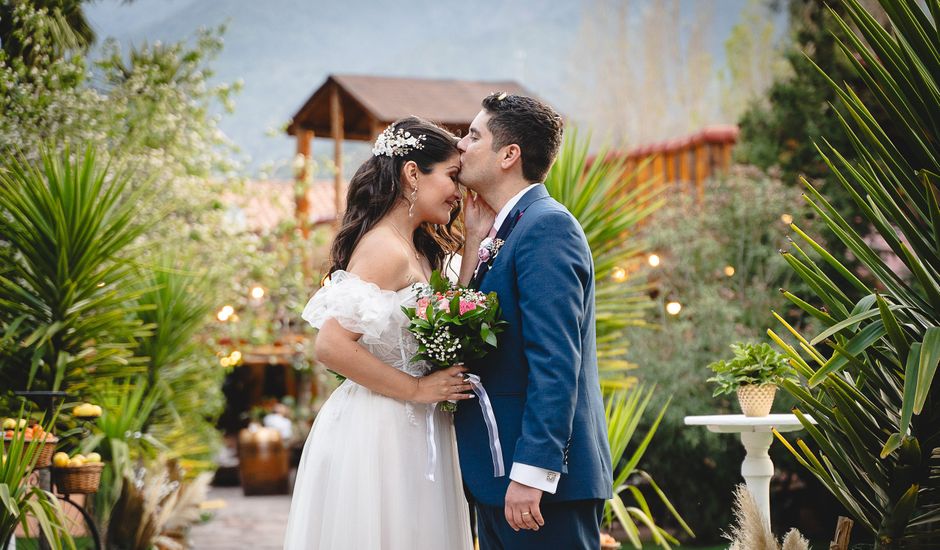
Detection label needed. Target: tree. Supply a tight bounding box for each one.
[0,0,94,65]
[719,0,791,120]
[736,0,890,235]
[570,0,785,147]
[569,0,720,147]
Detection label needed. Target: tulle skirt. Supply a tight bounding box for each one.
[283,380,474,550]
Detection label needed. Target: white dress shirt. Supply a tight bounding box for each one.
[493,184,561,494]
[492,184,539,234]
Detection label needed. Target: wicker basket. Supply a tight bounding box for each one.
[53,462,104,494]
[737,384,777,417]
[2,436,57,468]
[34,438,57,468]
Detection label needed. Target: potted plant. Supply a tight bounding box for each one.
[706,342,796,417]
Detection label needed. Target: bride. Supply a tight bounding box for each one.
[283,116,492,549]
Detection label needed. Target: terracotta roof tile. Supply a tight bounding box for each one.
[224,180,340,233]
[288,74,540,138]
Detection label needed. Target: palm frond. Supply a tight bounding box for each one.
[545,129,662,385]
[771,1,940,546]
[0,145,156,393]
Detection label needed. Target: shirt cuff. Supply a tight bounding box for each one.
[509,462,560,494]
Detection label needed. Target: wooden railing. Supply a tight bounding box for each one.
[611,125,740,198]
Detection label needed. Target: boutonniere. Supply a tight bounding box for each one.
[478,237,505,268]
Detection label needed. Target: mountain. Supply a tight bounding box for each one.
[84,0,757,175]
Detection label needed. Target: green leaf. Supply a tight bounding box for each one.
[915,327,940,414]
[898,342,922,442]
[810,306,896,345]
[608,494,641,548]
[877,294,910,364]
[0,484,17,517]
[809,321,888,386]
[881,433,903,459]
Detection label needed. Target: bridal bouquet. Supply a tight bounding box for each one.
[403,270,506,411]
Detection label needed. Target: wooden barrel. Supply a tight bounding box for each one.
[237,425,289,495]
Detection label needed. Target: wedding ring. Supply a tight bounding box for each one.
[521,512,531,516]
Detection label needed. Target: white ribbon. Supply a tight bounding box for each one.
[425,405,437,482]
[422,374,505,481]
[465,373,505,477]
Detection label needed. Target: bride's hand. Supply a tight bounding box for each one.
[412,365,474,404]
[463,192,497,246]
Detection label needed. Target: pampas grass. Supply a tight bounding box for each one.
[106,458,213,550]
[725,484,809,550]
[780,528,811,550]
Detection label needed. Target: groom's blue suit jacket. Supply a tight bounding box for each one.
[455,184,613,506]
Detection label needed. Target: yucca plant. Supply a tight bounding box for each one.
[0,145,154,395]
[0,412,75,550]
[133,262,223,473]
[767,1,940,547]
[545,130,663,388]
[603,385,692,549]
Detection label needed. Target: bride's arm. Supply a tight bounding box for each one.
[315,320,472,403]
[316,233,473,403]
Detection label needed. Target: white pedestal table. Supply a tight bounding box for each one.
[683,413,815,529]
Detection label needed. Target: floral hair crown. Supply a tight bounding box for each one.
[372,125,428,157]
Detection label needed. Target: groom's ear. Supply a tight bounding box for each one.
[499,144,522,171]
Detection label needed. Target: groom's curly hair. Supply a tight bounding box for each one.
[481,93,563,183]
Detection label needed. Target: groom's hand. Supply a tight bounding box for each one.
[504,480,544,531]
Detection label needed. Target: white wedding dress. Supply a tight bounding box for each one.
[283,270,473,550]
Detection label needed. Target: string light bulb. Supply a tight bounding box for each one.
[648,254,661,267]
[217,305,234,322]
[666,301,682,315]
[250,286,265,299]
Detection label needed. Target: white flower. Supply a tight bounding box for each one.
[372,125,427,157]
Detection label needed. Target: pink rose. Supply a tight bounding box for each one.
[478,237,494,263]
[459,300,477,315]
[436,299,450,311]
[416,297,430,319]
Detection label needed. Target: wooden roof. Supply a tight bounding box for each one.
[286,74,537,140]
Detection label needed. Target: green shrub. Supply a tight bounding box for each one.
[627,166,819,540]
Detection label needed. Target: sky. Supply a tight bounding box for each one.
[84,0,783,177]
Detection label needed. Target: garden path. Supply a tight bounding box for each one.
[189,486,291,549]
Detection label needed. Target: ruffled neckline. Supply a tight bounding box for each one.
[328,270,420,300]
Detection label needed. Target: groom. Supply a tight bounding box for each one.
[455,93,613,549]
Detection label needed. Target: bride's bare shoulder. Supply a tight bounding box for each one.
[346,228,412,291]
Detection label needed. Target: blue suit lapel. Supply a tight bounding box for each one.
[470,185,550,289]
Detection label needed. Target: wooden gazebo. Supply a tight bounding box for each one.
[286,74,535,225]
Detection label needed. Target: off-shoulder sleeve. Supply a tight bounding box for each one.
[301,270,401,341]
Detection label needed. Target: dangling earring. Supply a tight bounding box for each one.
[408,185,418,218]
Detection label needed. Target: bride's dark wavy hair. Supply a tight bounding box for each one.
[328,116,463,275]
